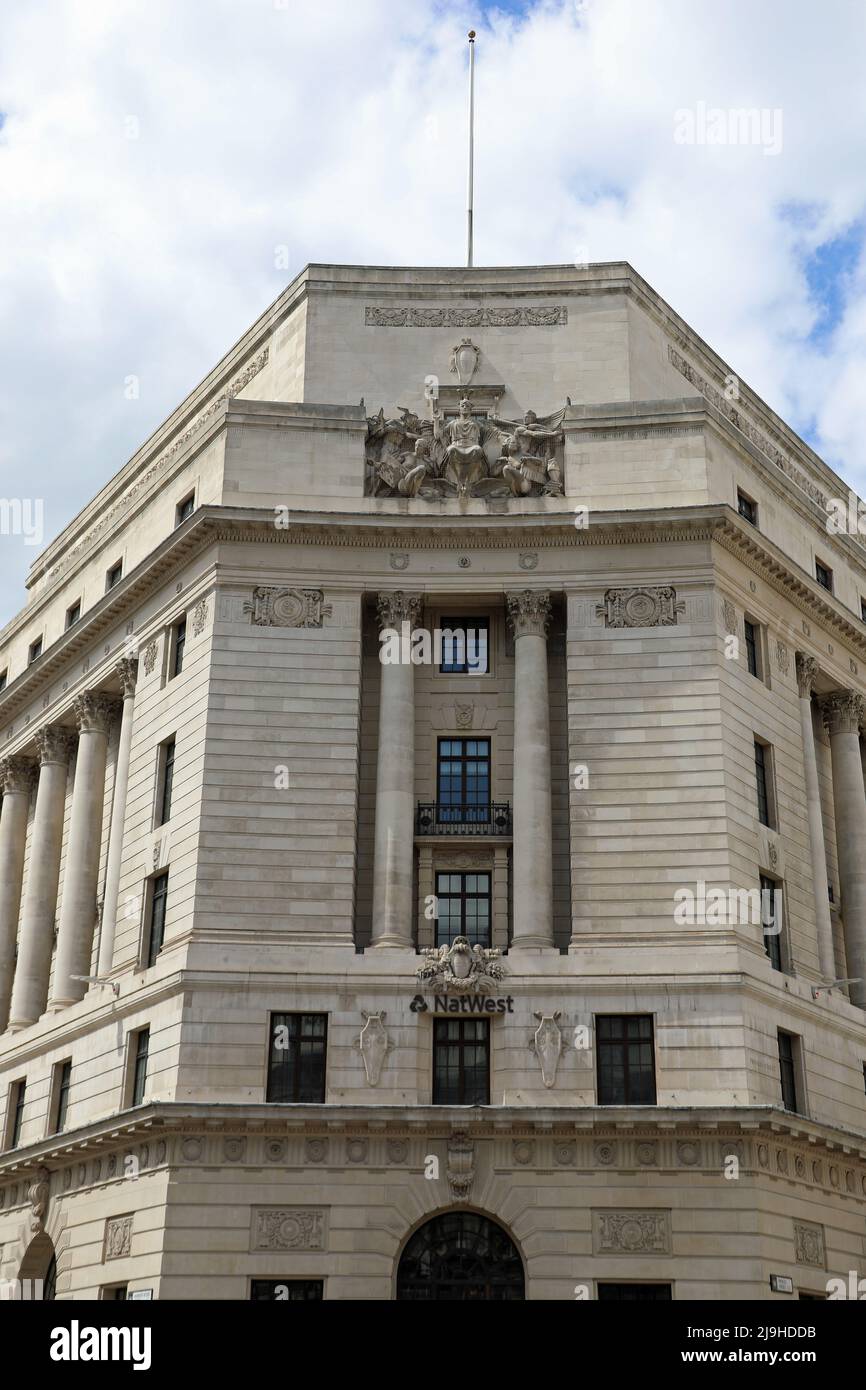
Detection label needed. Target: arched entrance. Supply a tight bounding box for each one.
[18,1231,56,1300]
[396,1211,525,1301]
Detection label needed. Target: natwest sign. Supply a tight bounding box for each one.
[411,993,514,1014]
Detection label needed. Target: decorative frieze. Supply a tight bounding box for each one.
[593,1210,672,1256]
[597,586,685,629]
[251,1208,326,1252]
[365,305,568,327]
[244,587,332,628]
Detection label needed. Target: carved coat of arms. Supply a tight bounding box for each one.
[416,935,505,995]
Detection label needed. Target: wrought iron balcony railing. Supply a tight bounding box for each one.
[415,802,512,836]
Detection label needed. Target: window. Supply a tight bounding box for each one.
[596,1015,656,1104]
[760,875,783,971]
[0,670,6,692]
[28,637,42,665]
[754,739,775,828]
[169,617,186,679]
[435,871,491,948]
[156,737,176,827]
[437,738,491,823]
[778,1030,801,1113]
[439,616,489,674]
[861,598,866,624]
[145,872,169,968]
[433,1018,490,1105]
[6,1078,26,1149]
[102,1285,129,1301]
[266,1013,327,1103]
[175,493,195,526]
[815,560,833,592]
[744,619,761,679]
[250,1280,323,1301]
[131,1028,150,1107]
[737,490,757,526]
[106,560,123,591]
[598,1283,672,1301]
[50,1059,72,1134]
[65,600,81,629]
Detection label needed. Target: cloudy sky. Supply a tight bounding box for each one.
[1,0,865,623]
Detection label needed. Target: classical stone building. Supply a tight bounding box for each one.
[1,261,866,1301]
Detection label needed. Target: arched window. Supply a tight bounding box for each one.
[396,1212,524,1301]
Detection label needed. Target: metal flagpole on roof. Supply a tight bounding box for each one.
[466,30,476,267]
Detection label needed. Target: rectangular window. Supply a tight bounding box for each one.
[170,617,186,679]
[0,670,6,692]
[250,1280,324,1301]
[102,1285,129,1301]
[754,739,775,828]
[106,560,123,591]
[175,493,195,526]
[778,1030,800,1113]
[815,560,833,592]
[6,1078,26,1149]
[744,619,760,678]
[433,1018,490,1105]
[437,737,491,823]
[146,872,169,968]
[51,1059,72,1134]
[28,637,42,664]
[131,1028,150,1107]
[435,872,491,948]
[65,600,81,629]
[266,1014,327,1103]
[156,737,176,827]
[596,1015,657,1105]
[737,490,757,526]
[439,616,489,674]
[598,1283,672,1301]
[760,875,783,971]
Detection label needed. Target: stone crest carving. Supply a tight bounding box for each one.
[244,587,331,628]
[252,1208,325,1251]
[142,640,158,676]
[530,1012,562,1088]
[775,639,789,674]
[593,1210,671,1256]
[722,599,737,635]
[447,1133,474,1201]
[794,1221,825,1268]
[192,598,208,637]
[27,1168,50,1233]
[450,338,480,386]
[355,1011,392,1086]
[104,1214,133,1260]
[454,702,474,730]
[598,587,684,629]
[416,936,505,995]
[365,305,568,327]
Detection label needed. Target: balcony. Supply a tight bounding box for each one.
[415,803,512,836]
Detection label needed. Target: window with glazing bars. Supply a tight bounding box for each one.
[596,1015,656,1104]
[435,871,491,948]
[432,1019,490,1105]
[266,1014,327,1103]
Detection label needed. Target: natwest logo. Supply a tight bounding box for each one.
[411,992,514,1014]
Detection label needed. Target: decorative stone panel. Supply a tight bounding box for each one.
[794,1221,825,1268]
[251,1208,326,1252]
[364,305,568,327]
[244,587,332,628]
[103,1214,133,1261]
[597,587,685,629]
[593,1210,672,1256]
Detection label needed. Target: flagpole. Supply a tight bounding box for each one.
[466,30,475,268]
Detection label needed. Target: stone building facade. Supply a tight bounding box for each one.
[0,262,865,1300]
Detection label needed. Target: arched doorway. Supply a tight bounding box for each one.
[18,1231,56,1300]
[396,1211,525,1301]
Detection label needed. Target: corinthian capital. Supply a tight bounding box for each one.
[34,725,75,766]
[819,689,865,736]
[0,755,36,795]
[795,652,819,699]
[73,691,120,736]
[115,656,138,699]
[506,590,552,639]
[376,591,423,632]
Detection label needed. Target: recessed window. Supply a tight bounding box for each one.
[145,872,169,968]
[861,598,866,624]
[754,738,776,829]
[737,490,758,526]
[65,600,81,630]
[778,1030,802,1114]
[266,1013,327,1103]
[5,1078,26,1149]
[435,871,491,948]
[175,493,195,527]
[744,619,761,679]
[815,560,833,592]
[102,1285,129,1301]
[106,560,123,591]
[130,1028,150,1107]
[0,670,6,692]
[437,738,490,823]
[598,1284,672,1301]
[50,1059,72,1135]
[28,637,42,665]
[596,1015,657,1104]
[433,1018,490,1105]
[169,617,186,680]
[156,737,176,827]
[760,875,783,972]
[439,616,489,674]
[250,1280,323,1301]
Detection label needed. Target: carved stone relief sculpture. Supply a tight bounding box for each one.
[416,936,505,995]
[530,1012,563,1088]
[355,1011,392,1086]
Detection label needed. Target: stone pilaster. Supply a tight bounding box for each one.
[370,592,423,948]
[97,660,138,975]
[819,689,866,1008]
[507,590,554,949]
[795,654,835,982]
[8,727,74,1028]
[0,758,36,1031]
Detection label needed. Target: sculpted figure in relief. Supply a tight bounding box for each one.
[488,408,565,496]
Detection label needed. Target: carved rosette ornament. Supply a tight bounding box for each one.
[115,656,138,699]
[506,590,552,639]
[0,755,36,795]
[73,692,119,736]
[244,587,331,628]
[820,689,865,736]
[376,590,423,632]
[34,725,75,767]
[597,586,685,629]
[795,651,819,699]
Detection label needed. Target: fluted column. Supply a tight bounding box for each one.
[819,689,866,1008]
[507,590,554,949]
[0,758,36,1030]
[97,659,138,976]
[8,728,74,1027]
[371,592,422,948]
[51,692,118,1008]
[795,654,835,982]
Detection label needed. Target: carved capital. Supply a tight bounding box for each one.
[115,657,138,699]
[795,652,819,699]
[376,590,423,632]
[819,689,865,737]
[34,725,75,766]
[73,692,120,736]
[0,756,36,795]
[506,590,552,639]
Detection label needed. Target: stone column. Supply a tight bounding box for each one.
[0,758,36,1031]
[97,659,138,976]
[370,592,422,949]
[796,654,835,982]
[819,689,866,1008]
[507,590,554,949]
[51,692,118,1008]
[8,727,73,1027]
